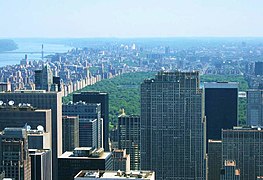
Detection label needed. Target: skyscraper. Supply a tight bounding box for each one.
[62,116,79,152]
[204,82,238,143]
[141,71,206,179]
[208,140,222,180]
[79,118,99,148]
[247,90,263,126]
[35,64,53,91]
[73,92,109,151]
[29,149,52,180]
[63,101,102,148]
[118,114,140,170]
[112,149,130,172]
[0,90,62,180]
[222,127,263,179]
[0,128,31,180]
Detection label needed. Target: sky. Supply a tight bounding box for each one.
[0,0,263,38]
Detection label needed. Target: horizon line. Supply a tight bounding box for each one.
[1,36,263,39]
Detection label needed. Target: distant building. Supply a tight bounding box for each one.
[29,149,52,180]
[63,102,102,148]
[255,61,263,76]
[118,114,140,170]
[62,116,79,152]
[20,54,28,66]
[204,82,238,145]
[0,128,31,180]
[74,170,155,180]
[141,71,206,179]
[112,149,130,172]
[52,76,61,92]
[222,127,263,179]
[247,90,263,126]
[35,64,53,91]
[208,140,222,180]
[73,92,109,151]
[220,160,240,180]
[58,147,113,180]
[0,90,63,180]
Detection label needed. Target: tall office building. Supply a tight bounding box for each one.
[141,71,206,179]
[222,127,263,179]
[58,147,113,180]
[79,118,99,148]
[35,64,53,91]
[204,82,238,143]
[0,90,62,180]
[112,149,130,172]
[0,128,31,180]
[208,140,222,180]
[247,90,263,126]
[63,102,102,148]
[62,116,79,152]
[255,61,263,76]
[118,114,140,170]
[73,92,109,151]
[220,160,240,180]
[29,149,52,180]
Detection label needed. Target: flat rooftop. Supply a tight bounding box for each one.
[204,82,238,89]
[75,170,154,179]
[59,151,111,160]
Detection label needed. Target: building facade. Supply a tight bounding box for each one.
[118,114,140,170]
[222,127,263,179]
[29,149,52,180]
[220,160,240,180]
[63,101,102,148]
[204,82,238,144]
[208,140,222,180]
[62,116,79,152]
[73,92,109,151]
[35,64,53,91]
[141,71,206,179]
[112,149,130,172]
[0,90,62,180]
[0,128,31,180]
[247,90,263,126]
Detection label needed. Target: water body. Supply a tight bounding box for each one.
[0,39,73,67]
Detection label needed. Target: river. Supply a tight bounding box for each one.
[0,38,73,67]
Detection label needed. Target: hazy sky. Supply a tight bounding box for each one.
[0,0,263,38]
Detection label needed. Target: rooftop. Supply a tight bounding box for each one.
[59,148,111,160]
[75,170,155,180]
[204,82,239,89]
